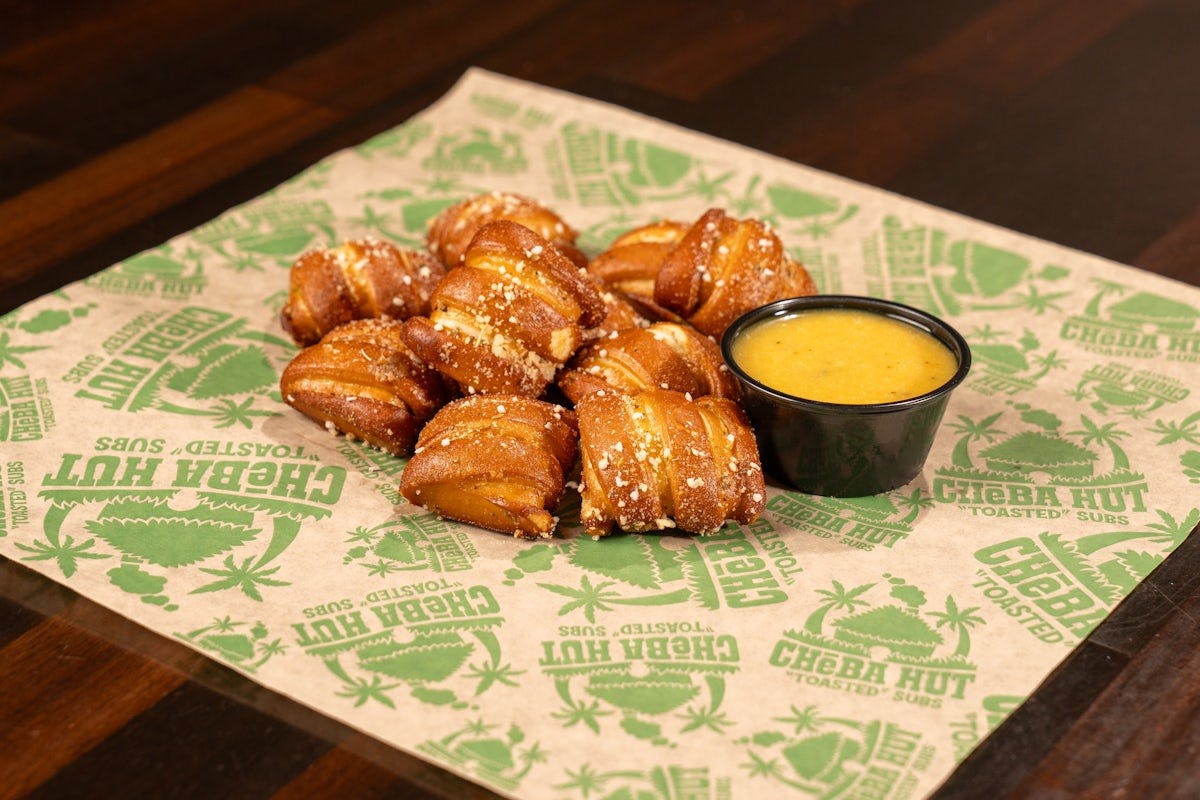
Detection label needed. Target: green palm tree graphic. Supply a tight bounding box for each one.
[14,534,108,573]
[895,488,935,525]
[948,412,1004,469]
[1028,350,1068,382]
[551,689,612,734]
[1009,284,1071,315]
[336,675,401,708]
[539,574,692,623]
[554,763,650,799]
[1082,279,1127,317]
[0,331,49,371]
[1073,508,1200,557]
[928,596,985,658]
[775,704,823,735]
[678,675,734,734]
[1151,411,1200,446]
[1067,416,1131,471]
[803,581,875,635]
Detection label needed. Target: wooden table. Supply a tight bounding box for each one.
[3,2,1198,797]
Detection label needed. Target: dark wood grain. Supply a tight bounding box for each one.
[1,2,1198,798]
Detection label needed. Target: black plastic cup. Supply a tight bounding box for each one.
[721,295,971,497]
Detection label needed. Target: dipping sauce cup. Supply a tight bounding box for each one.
[721,295,971,497]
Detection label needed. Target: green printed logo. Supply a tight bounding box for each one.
[760,179,859,239]
[2,298,99,374]
[18,444,343,608]
[354,118,434,160]
[85,244,206,300]
[934,404,1149,525]
[966,327,1067,397]
[1069,363,1189,417]
[191,198,338,270]
[1149,410,1200,483]
[176,617,287,673]
[768,576,981,709]
[2,296,98,348]
[352,178,491,248]
[418,719,546,793]
[556,763,730,800]
[66,307,291,429]
[862,216,1070,317]
[539,626,740,746]
[504,520,801,619]
[948,694,1023,761]
[336,437,407,504]
[343,515,479,576]
[423,128,528,174]
[546,121,696,207]
[973,509,1198,644]
[767,488,934,551]
[291,583,514,710]
[789,245,842,294]
[467,93,553,128]
[738,705,934,799]
[0,375,54,442]
[1062,280,1200,362]
[1,460,30,536]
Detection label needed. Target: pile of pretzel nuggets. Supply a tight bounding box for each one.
[277,193,817,539]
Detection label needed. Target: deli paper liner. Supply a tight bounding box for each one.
[3,68,1198,800]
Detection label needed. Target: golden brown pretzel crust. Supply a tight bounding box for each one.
[280,319,447,456]
[585,281,651,341]
[280,238,445,346]
[587,220,689,321]
[653,209,817,338]
[399,395,578,538]
[558,322,739,404]
[427,191,585,269]
[575,389,765,536]
[401,220,605,396]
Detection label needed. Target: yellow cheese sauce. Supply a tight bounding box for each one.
[730,308,958,404]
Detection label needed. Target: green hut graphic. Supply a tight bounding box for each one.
[764,180,859,239]
[792,575,980,671]
[832,606,943,660]
[191,198,338,268]
[1066,282,1200,353]
[862,216,1069,316]
[176,618,286,674]
[305,607,512,710]
[737,705,931,798]
[941,405,1143,488]
[1106,291,1198,331]
[504,533,726,620]
[1037,509,1198,598]
[547,658,735,747]
[1070,363,1188,417]
[342,516,476,575]
[977,431,1098,479]
[418,720,546,793]
[24,484,333,606]
[422,127,528,174]
[120,316,292,429]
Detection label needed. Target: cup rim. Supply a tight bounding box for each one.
[720,294,972,413]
